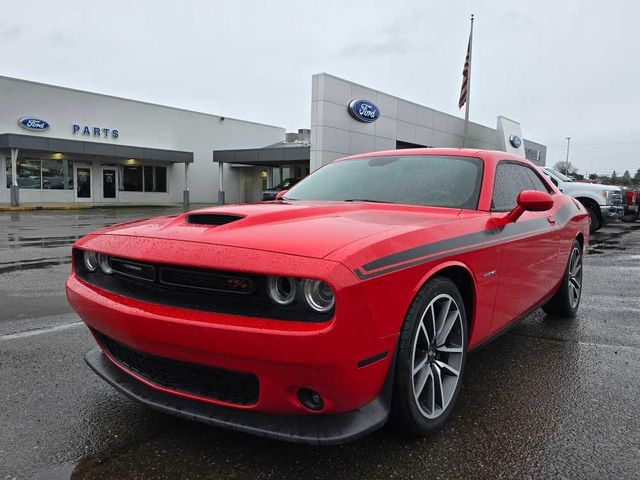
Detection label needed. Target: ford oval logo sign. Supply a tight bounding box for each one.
[18,117,50,131]
[348,99,380,123]
[509,135,522,148]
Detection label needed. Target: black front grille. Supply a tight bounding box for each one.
[73,250,332,322]
[186,214,244,226]
[610,191,623,206]
[111,258,155,282]
[98,332,259,406]
[159,266,253,294]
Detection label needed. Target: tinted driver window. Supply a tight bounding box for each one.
[492,163,543,211]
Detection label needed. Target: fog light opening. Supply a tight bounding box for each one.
[297,388,324,411]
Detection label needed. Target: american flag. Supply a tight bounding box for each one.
[458,36,471,109]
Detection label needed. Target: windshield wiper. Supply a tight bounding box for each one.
[343,198,395,204]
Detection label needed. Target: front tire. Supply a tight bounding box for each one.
[542,240,583,318]
[391,277,467,435]
[621,209,639,223]
[583,201,603,233]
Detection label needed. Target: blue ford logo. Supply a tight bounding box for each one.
[348,99,380,123]
[509,135,522,148]
[18,117,50,131]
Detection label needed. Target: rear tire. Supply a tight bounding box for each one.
[542,240,583,318]
[391,277,467,436]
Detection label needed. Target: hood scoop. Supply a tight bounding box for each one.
[186,213,244,226]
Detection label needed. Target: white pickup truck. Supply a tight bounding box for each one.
[541,167,623,232]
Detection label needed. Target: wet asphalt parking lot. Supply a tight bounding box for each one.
[1,207,639,480]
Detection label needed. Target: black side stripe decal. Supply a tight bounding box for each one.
[355,203,576,281]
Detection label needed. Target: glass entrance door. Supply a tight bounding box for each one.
[74,165,92,202]
[102,167,117,200]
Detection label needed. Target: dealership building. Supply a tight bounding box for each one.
[0,73,546,207]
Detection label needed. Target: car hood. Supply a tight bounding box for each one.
[95,201,462,259]
[566,182,620,192]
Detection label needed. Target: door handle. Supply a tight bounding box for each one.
[547,215,557,224]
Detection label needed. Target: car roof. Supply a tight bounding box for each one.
[334,148,529,168]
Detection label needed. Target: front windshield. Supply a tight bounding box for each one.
[284,155,483,210]
[544,167,573,182]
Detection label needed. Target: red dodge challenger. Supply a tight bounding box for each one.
[66,148,589,444]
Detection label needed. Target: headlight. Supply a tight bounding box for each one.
[98,253,112,274]
[302,279,335,313]
[267,276,297,305]
[602,190,612,205]
[83,251,98,272]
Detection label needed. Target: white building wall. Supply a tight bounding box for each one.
[311,73,546,171]
[0,76,285,205]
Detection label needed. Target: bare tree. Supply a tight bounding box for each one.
[553,160,578,175]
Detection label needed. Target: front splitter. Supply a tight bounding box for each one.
[85,347,392,445]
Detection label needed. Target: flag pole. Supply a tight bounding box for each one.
[462,14,474,148]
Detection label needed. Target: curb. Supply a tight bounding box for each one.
[0,205,93,212]
[0,204,188,212]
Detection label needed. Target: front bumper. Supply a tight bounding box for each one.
[600,205,624,219]
[85,346,392,445]
[67,267,395,416]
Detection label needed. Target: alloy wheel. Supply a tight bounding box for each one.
[411,294,464,419]
[568,247,582,309]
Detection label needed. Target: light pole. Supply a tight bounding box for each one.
[565,137,571,163]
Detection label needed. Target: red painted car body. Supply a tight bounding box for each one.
[66,148,589,444]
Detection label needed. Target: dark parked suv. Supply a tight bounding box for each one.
[262,177,302,201]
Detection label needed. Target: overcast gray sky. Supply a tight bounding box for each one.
[2,0,638,175]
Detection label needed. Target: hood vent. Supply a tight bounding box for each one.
[186,214,244,226]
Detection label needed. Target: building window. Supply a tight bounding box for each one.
[144,166,154,192]
[145,166,167,192]
[42,158,74,190]
[5,155,74,190]
[6,157,40,189]
[119,165,167,192]
[121,165,143,191]
[396,140,428,149]
[155,167,167,192]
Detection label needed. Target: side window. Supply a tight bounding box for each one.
[525,168,552,193]
[492,163,538,211]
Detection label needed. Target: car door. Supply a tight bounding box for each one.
[490,161,560,332]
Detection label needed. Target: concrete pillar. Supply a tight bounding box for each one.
[217,161,225,205]
[10,148,19,206]
[183,162,190,208]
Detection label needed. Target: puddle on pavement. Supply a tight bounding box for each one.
[587,223,640,255]
[0,256,71,274]
[2,234,88,249]
[32,463,76,480]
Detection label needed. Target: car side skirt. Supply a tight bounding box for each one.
[468,288,559,353]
